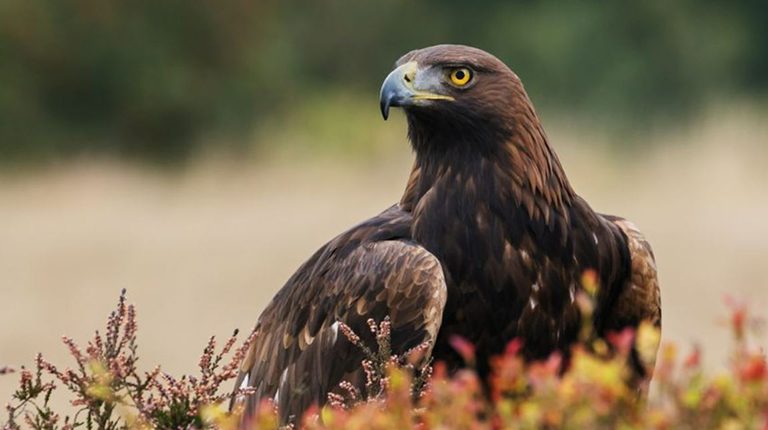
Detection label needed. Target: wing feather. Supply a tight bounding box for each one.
[603,217,661,329]
[603,216,661,382]
[233,209,446,423]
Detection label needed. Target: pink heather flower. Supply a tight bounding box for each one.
[338,322,361,346]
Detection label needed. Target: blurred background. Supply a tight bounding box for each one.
[1,0,767,406]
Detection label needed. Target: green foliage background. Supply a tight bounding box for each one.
[1,0,766,163]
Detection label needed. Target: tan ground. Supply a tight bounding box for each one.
[1,105,767,410]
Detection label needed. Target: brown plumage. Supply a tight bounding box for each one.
[233,44,661,423]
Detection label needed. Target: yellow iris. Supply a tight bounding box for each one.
[449,68,472,86]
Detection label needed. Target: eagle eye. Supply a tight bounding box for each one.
[448,67,473,87]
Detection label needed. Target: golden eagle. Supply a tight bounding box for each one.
[233,45,661,422]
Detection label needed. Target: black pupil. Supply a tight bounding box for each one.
[455,70,466,80]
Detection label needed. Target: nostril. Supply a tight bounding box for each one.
[404,74,411,83]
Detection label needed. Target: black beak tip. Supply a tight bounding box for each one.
[380,99,390,120]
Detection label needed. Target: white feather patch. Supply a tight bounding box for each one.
[274,368,290,404]
[529,297,538,310]
[330,321,340,343]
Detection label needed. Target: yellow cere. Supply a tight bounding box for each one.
[449,67,472,86]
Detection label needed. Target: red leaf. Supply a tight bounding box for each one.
[683,345,701,369]
[739,354,767,382]
[505,338,524,357]
[607,327,635,356]
[449,335,476,366]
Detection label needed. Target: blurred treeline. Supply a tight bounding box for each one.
[1,0,766,164]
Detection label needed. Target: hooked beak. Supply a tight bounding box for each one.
[379,61,454,120]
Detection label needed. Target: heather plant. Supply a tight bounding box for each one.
[4,288,767,429]
[290,300,767,430]
[2,290,256,430]
[325,317,433,410]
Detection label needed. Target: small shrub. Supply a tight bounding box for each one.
[3,291,767,429]
[2,290,256,430]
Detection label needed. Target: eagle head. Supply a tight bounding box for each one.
[380,45,530,146]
